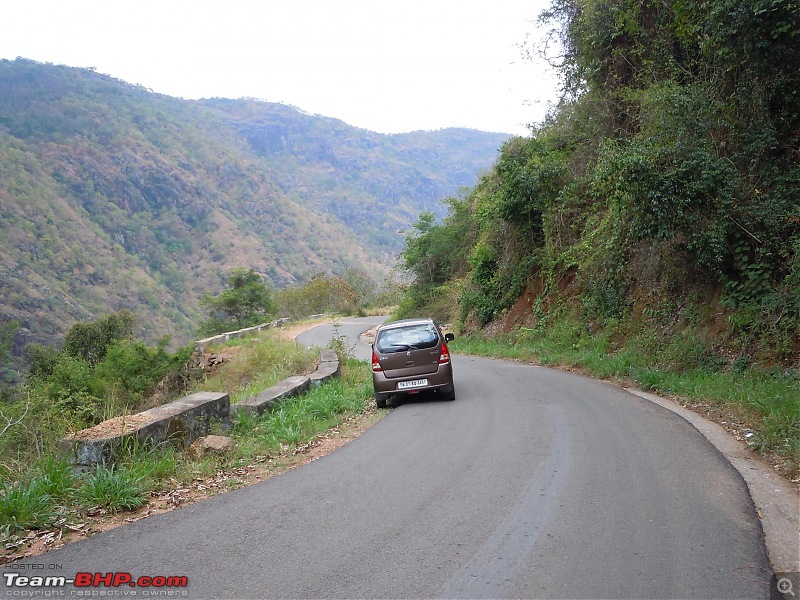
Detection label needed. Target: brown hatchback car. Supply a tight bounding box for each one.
[371,318,455,408]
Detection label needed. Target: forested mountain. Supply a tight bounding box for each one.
[0,58,509,361]
[399,0,799,365]
[202,99,508,253]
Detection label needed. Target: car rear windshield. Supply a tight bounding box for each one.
[376,323,440,353]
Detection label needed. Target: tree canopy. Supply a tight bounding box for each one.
[198,268,277,335]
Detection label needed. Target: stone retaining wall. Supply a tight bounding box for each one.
[310,348,340,387]
[61,345,341,466]
[232,375,310,419]
[60,392,231,466]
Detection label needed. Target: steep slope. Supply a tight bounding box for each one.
[398,0,799,364]
[0,59,508,358]
[200,99,510,252]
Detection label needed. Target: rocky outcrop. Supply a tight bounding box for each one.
[187,435,234,459]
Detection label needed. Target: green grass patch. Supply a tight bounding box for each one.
[193,331,318,404]
[75,464,147,513]
[32,455,77,502]
[233,359,372,453]
[122,446,180,489]
[0,478,62,538]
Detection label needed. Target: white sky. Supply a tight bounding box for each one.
[1,0,559,136]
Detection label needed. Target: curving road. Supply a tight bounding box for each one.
[4,317,774,599]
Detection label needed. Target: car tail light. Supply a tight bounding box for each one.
[372,351,383,372]
[438,342,451,364]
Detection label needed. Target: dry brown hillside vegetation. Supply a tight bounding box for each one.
[0,58,509,372]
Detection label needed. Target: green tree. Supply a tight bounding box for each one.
[0,321,18,362]
[0,319,18,356]
[343,269,377,307]
[275,275,359,319]
[401,212,454,291]
[62,310,136,367]
[199,268,277,335]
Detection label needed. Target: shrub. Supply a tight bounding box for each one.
[76,464,146,513]
[62,310,135,367]
[0,478,60,538]
[94,339,193,401]
[275,275,360,319]
[33,455,76,501]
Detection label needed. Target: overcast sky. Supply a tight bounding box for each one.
[2,0,559,136]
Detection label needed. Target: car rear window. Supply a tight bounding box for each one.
[376,324,440,353]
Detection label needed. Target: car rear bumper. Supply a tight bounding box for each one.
[372,362,454,395]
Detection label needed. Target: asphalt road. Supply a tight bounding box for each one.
[295,317,380,361]
[4,317,775,599]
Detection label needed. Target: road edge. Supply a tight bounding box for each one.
[625,387,799,577]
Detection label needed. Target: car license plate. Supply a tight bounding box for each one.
[397,378,428,390]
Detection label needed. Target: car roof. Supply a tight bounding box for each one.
[377,318,437,331]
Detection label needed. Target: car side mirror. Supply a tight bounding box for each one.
[445,333,455,342]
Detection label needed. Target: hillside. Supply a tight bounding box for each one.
[398,0,799,365]
[201,99,508,253]
[0,58,509,362]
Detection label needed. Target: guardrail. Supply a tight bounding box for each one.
[194,317,292,352]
